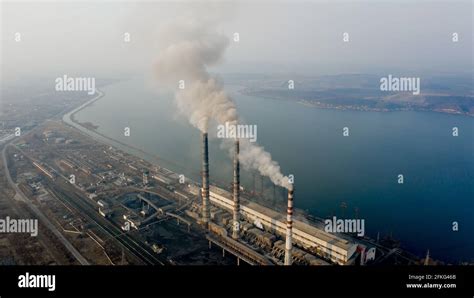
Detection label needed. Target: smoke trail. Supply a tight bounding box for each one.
[153,19,237,132]
[153,15,290,189]
[227,138,292,189]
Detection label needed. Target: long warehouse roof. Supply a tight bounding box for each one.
[209,185,356,252]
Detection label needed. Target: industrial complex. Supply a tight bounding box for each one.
[183,133,361,265]
[0,99,424,266]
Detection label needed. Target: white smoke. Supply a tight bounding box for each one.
[153,13,291,189]
[228,138,292,189]
[153,18,237,132]
[175,78,238,132]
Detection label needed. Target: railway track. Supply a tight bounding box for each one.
[45,180,166,265]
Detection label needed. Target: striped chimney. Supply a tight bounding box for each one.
[284,184,294,265]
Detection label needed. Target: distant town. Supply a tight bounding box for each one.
[241,74,474,116]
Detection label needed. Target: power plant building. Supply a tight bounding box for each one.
[192,185,358,265]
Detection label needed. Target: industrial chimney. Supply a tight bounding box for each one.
[284,184,294,265]
[201,132,210,227]
[232,139,240,239]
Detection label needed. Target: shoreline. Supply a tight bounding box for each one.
[62,89,199,180]
[63,89,105,123]
[238,89,474,118]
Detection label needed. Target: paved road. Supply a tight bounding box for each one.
[2,144,90,265]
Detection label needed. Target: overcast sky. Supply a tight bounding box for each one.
[1,0,472,85]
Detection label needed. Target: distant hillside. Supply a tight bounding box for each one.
[240,74,474,116]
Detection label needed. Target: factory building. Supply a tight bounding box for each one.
[197,185,358,265]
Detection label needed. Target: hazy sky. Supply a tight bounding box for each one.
[1,0,472,85]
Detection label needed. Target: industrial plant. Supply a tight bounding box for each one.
[170,131,371,265]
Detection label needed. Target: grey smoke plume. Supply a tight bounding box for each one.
[153,15,290,189]
[225,138,292,189]
[153,19,237,132]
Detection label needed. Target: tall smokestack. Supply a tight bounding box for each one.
[232,139,240,239]
[201,132,210,227]
[284,184,294,265]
